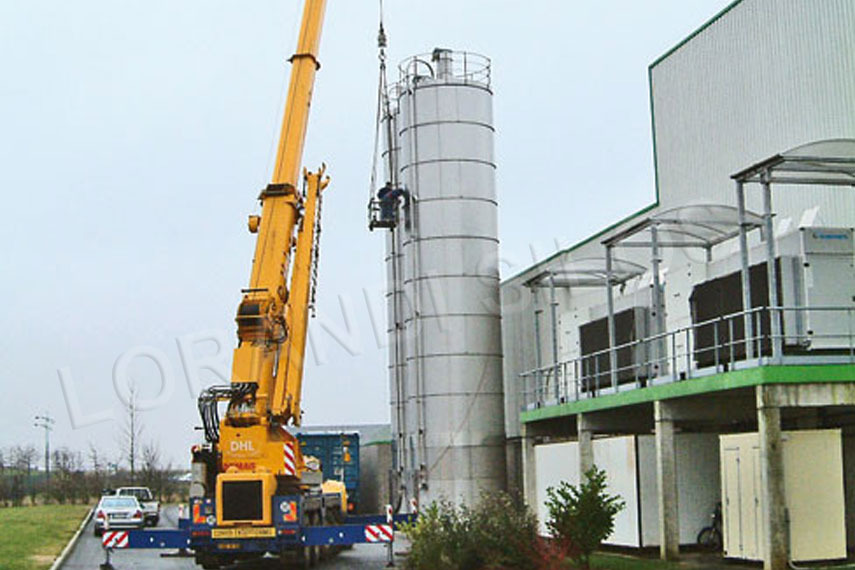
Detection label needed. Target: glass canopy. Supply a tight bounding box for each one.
[732,138,855,186]
[524,257,647,288]
[603,204,764,249]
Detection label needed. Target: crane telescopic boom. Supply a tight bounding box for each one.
[235,0,327,425]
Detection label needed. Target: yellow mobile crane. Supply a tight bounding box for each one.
[119,2,410,566]
[184,1,403,567]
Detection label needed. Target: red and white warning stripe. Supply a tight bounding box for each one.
[283,442,297,476]
[102,530,129,549]
[364,524,394,543]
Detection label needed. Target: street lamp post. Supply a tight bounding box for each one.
[34,414,55,501]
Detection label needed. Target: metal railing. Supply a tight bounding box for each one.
[398,51,491,88]
[520,306,855,410]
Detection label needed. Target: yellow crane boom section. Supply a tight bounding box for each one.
[229,0,327,428]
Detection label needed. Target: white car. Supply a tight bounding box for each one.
[115,486,160,526]
[94,495,145,536]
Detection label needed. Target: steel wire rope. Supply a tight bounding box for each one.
[368,64,384,206]
[367,0,387,206]
[371,0,409,489]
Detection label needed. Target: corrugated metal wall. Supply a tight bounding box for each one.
[651,0,855,222]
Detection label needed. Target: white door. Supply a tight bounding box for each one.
[722,446,742,558]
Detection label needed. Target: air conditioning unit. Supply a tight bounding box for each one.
[690,226,855,364]
[579,306,651,392]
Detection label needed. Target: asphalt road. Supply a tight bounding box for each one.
[59,505,402,570]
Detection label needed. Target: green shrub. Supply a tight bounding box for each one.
[400,491,547,570]
[545,466,625,569]
[399,500,473,570]
[468,491,540,569]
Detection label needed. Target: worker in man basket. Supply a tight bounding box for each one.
[377,183,404,224]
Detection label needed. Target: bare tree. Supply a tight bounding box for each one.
[118,381,144,483]
[0,448,7,506]
[23,445,37,504]
[10,473,23,507]
[138,441,181,502]
[11,445,38,505]
[141,442,160,475]
[51,448,71,504]
[87,443,107,499]
[52,448,85,504]
[140,441,162,499]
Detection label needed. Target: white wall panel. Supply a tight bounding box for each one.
[594,436,642,547]
[534,441,578,535]
[534,437,642,546]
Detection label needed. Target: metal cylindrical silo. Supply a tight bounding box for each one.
[391,49,506,507]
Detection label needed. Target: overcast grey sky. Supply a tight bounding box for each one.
[0,0,727,467]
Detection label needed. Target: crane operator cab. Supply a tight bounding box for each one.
[368,183,405,230]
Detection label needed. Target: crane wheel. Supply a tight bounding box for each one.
[313,511,324,563]
[295,511,322,568]
[297,547,312,569]
[195,554,222,570]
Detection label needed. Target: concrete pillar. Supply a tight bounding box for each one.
[577,414,594,479]
[654,401,679,560]
[505,437,524,496]
[521,423,538,508]
[757,385,788,570]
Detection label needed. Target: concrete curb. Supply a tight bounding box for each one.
[49,506,94,570]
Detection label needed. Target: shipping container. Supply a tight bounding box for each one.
[297,432,360,513]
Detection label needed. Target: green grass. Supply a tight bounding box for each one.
[0,504,91,570]
[591,553,681,570]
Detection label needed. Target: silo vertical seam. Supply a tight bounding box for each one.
[412,85,429,491]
